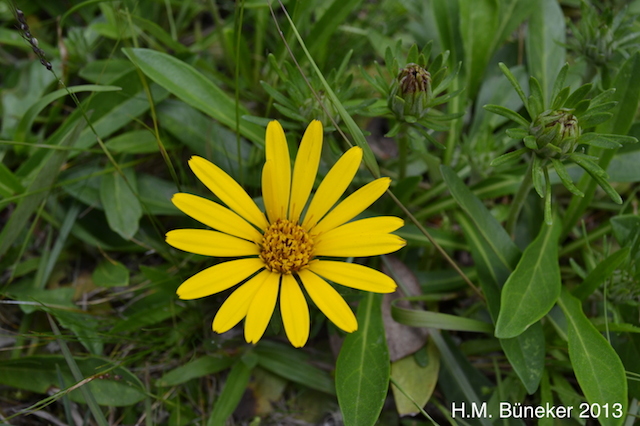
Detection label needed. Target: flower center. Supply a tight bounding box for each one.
[260,219,314,274]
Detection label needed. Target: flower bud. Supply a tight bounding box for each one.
[529,109,581,159]
[388,63,432,122]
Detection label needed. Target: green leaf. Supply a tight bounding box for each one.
[557,288,627,426]
[457,212,543,395]
[106,130,172,154]
[526,0,565,104]
[495,220,561,339]
[390,340,439,416]
[336,293,389,426]
[92,260,130,288]
[459,0,534,99]
[483,104,530,127]
[254,340,335,395]
[0,355,145,407]
[122,48,264,146]
[307,0,364,60]
[431,331,495,426]
[572,247,630,300]
[0,115,86,258]
[551,158,584,197]
[498,62,529,111]
[391,299,493,333]
[490,147,527,167]
[14,84,121,142]
[578,133,623,149]
[528,76,544,118]
[501,322,545,394]
[431,0,462,66]
[571,153,622,204]
[99,168,142,240]
[207,358,253,426]
[532,155,546,198]
[565,84,593,109]
[282,13,380,177]
[598,52,640,135]
[441,166,521,273]
[157,356,234,387]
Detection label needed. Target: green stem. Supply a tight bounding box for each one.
[506,159,534,236]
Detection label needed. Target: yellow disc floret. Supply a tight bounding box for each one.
[260,219,314,274]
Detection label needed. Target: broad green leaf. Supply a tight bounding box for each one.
[432,0,462,65]
[99,168,142,240]
[459,0,498,98]
[441,165,520,272]
[460,0,533,101]
[157,356,234,387]
[390,340,439,416]
[254,340,334,395]
[0,355,145,406]
[73,75,170,152]
[495,220,561,338]
[92,260,130,288]
[336,293,389,426]
[78,59,136,84]
[526,0,565,104]
[457,212,544,394]
[572,247,630,300]
[500,322,545,394]
[122,48,264,146]
[207,358,253,426]
[557,288,627,426]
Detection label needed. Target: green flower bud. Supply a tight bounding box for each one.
[388,63,432,122]
[529,108,581,159]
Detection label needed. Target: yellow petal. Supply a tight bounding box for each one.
[261,161,282,223]
[314,217,406,256]
[189,156,268,230]
[298,269,357,333]
[315,234,406,257]
[302,147,363,230]
[312,178,391,236]
[308,260,397,293]
[289,120,323,223]
[166,229,259,257]
[264,121,291,221]
[213,270,270,333]
[176,258,265,300]
[172,193,263,243]
[244,271,281,344]
[280,274,309,347]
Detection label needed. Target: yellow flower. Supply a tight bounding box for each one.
[166,120,406,347]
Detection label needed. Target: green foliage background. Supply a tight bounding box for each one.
[1,0,640,424]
